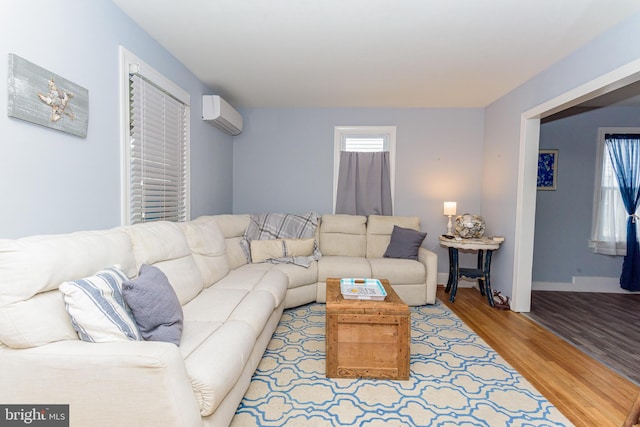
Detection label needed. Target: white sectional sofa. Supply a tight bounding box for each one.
[0,213,437,427]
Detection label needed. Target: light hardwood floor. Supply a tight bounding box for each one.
[438,286,640,427]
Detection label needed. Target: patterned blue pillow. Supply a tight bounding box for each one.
[59,266,142,342]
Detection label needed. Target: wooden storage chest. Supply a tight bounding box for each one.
[325,278,410,380]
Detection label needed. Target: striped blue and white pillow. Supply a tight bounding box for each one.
[59,265,142,342]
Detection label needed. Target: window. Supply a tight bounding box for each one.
[343,137,386,152]
[333,126,396,215]
[590,127,640,255]
[120,47,190,225]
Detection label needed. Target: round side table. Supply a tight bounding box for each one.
[439,236,503,306]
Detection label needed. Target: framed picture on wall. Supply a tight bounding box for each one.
[7,53,89,138]
[537,149,558,190]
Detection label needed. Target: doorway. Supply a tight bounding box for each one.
[512,58,640,312]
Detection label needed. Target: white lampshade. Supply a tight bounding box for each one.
[443,201,457,216]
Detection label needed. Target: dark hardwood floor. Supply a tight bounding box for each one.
[526,290,640,385]
[439,286,640,427]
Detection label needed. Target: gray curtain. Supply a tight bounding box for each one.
[335,151,392,216]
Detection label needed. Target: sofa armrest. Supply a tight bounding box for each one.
[418,247,438,304]
[0,340,201,427]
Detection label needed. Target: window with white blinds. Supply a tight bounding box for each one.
[120,47,190,225]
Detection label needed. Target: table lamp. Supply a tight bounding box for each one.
[443,201,457,235]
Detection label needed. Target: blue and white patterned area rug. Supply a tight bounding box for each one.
[232,302,574,427]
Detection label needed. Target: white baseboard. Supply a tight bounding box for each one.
[532,276,634,293]
[437,273,632,293]
[531,281,570,291]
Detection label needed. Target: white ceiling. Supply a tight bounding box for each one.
[111,0,640,109]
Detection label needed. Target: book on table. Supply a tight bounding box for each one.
[339,278,387,300]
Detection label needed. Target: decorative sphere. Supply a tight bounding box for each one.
[454,214,485,238]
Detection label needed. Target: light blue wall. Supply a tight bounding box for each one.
[232,107,485,273]
[0,0,233,239]
[5,0,640,294]
[533,106,640,286]
[483,11,640,297]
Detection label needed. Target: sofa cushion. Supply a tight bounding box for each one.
[250,238,315,263]
[126,221,192,266]
[383,225,427,260]
[59,266,142,342]
[317,256,372,282]
[265,261,318,289]
[122,264,183,346]
[181,217,230,287]
[211,214,251,269]
[183,268,287,325]
[151,257,204,306]
[319,214,367,257]
[213,214,251,240]
[182,287,248,323]
[184,320,256,416]
[178,320,223,359]
[228,290,277,336]
[215,268,288,309]
[0,228,136,306]
[125,221,205,305]
[368,257,426,285]
[0,291,78,348]
[0,227,136,348]
[366,215,421,258]
[225,236,249,270]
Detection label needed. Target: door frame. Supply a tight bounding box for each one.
[512,58,640,312]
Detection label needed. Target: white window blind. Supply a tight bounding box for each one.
[343,136,387,152]
[128,73,188,224]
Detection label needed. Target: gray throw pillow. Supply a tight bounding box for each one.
[383,225,427,260]
[122,264,183,346]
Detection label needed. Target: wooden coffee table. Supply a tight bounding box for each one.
[325,278,410,380]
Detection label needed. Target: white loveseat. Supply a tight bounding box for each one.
[0,213,436,427]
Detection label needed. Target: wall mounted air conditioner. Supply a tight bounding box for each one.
[202,95,243,136]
